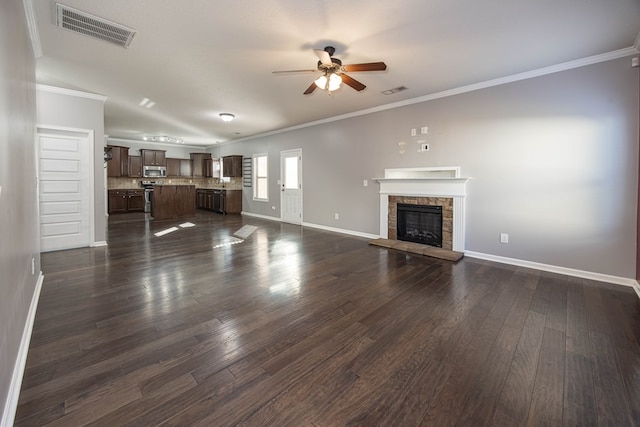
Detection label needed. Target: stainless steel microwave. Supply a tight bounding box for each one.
[143,165,167,178]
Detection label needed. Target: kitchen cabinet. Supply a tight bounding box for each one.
[167,158,193,177]
[127,189,145,211]
[107,146,129,177]
[129,156,142,177]
[221,189,242,214]
[152,185,196,221]
[190,153,213,177]
[222,155,243,177]
[196,189,241,214]
[108,189,144,214]
[141,149,166,166]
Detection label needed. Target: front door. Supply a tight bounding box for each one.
[280,149,302,225]
[38,129,92,252]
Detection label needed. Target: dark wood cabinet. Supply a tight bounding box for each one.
[167,158,194,177]
[203,159,213,178]
[108,189,144,213]
[222,155,243,177]
[196,189,241,214]
[129,156,142,178]
[127,189,145,212]
[141,149,166,166]
[222,190,242,214]
[107,146,129,177]
[166,158,180,176]
[151,185,196,221]
[190,153,213,177]
[108,190,128,213]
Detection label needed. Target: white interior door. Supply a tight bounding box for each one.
[280,149,302,225]
[38,130,92,252]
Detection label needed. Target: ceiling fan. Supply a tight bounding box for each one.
[272,46,387,95]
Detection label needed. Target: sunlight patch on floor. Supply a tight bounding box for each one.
[154,227,179,237]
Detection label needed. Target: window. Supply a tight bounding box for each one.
[253,154,268,201]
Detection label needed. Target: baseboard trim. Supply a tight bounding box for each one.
[465,251,637,288]
[301,222,379,240]
[1,272,43,427]
[633,281,640,300]
[240,212,379,240]
[91,241,107,247]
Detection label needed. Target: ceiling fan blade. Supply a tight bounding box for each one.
[340,73,366,91]
[272,69,319,74]
[342,62,387,72]
[303,82,317,95]
[314,49,332,66]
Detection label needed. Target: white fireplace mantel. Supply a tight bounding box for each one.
[375,167,470,251]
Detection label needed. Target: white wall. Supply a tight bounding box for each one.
[221,56,639,279]
[0,0,40,423]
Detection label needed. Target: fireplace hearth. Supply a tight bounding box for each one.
[397,203,443,247]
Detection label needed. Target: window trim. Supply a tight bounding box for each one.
[252,153,268,202]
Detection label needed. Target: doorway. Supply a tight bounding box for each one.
[280,149,302,225]
[37,127,94,252]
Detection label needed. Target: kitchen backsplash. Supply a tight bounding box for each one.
[107,177,242,190]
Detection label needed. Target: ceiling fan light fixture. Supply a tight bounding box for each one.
[219,113,235,122]
[315,73,342,91]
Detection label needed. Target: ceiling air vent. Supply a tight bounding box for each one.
[381,86,408,95]
[56,3,136,48]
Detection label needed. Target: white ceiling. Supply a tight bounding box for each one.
[31,0,640,147]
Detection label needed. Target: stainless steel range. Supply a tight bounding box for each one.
[141,180,163,213]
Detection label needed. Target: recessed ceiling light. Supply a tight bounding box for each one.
[219,113,235,122]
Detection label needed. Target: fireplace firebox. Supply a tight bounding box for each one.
[397,203,443,247]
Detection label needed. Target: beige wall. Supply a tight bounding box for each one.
[0,0,40,421]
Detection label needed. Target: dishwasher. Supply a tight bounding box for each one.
[213,190,223,213]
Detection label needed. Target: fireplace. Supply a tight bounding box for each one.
[397,203,443,247]
[376,167,469,252]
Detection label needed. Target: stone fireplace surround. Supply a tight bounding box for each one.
[375,167,469,252]
[389,196,453,250]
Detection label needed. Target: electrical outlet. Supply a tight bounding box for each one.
[410,128,417,136]
[420,143,430,152]
[363,179,368,187]
[500,233,509,243]
[334,213,339,220]
[421,126,429,134]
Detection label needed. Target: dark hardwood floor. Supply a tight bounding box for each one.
[15,211,640,426]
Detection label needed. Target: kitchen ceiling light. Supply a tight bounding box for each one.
[144,135,183,144]
[219,113,235,122]
[314,73,342,92]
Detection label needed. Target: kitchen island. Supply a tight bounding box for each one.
[151,185,196,221]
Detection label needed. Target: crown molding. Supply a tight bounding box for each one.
[226,46,638,147]
[22,0,42,59]
[36,84,108,102]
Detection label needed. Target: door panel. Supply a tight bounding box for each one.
[280,149,302,225]
[39,133,91,252]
